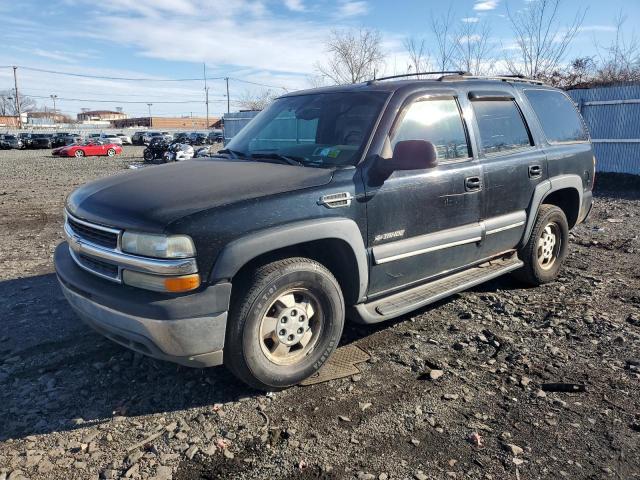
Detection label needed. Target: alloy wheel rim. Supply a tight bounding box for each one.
[537,222,560,270]
[259,288,322,365]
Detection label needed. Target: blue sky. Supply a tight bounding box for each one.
[1,0,638,118]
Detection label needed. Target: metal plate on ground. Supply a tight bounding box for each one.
[300,344,370,386]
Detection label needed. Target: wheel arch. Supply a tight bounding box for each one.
[209,218,369,304]
[520,174,583,247]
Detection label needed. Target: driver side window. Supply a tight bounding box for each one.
[392,97,470,161]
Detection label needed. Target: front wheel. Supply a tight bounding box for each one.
[74,149,85,158]
[143,149,153,162]
[225,257,345,391]
[107,148,116,157]
[514,204,569,286]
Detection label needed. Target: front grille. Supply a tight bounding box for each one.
[68,217,118,249]
[78,254,119,279]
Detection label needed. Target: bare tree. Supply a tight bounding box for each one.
[315,28,385,84]
[594,13,640,84]
[238,89,278,111]
[0,90,36,116]
[430,6,458,72]
[403,37,431,76]
[454,20,494,75]
[505,0,586,79]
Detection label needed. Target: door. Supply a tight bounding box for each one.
[364,94,484,297]
[468,91,547,258]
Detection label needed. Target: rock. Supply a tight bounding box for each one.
[127,450,144,465]
[415,472,428,480]
[223,449,234,459]
[124,464,139,478]
[379,474,389,480]
[338,415,351,422]
[357,473,375,480]
[443,393,459,400]
[73,461,87,470]
[429,369,444,380]
[24,455,42,468]
[155,465,173,480]
[410,438,420,446]
[37,460,54,474]
[505,443,524,456]
[185,445,199,460]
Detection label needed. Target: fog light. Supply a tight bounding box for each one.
[123,270,200,293]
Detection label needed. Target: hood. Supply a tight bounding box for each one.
[67,158,334,232]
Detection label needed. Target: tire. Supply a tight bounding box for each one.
[74,149,85,158]
[143,149,153,162]
[107,148,116,157]
[514,204,569,286]
[225,257,345,391]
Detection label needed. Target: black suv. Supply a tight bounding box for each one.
[55,74,594,390]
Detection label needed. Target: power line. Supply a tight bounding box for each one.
[229,77,288,90]
[25,94,232,104]
[17,65,227,82]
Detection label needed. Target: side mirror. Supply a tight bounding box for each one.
[389,140,438,171]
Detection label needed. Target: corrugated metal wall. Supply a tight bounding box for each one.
[223,111,260,143]
[568,85,640,174]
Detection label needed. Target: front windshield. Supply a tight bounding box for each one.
[226,91,388,167]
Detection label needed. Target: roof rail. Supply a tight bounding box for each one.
[440,74,546,85]
[367,71,469,84]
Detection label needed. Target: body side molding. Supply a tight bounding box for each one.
[210,218,369,302]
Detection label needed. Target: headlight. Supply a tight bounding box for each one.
[121,232,196,259]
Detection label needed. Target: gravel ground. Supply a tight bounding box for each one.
[0,148,639,480]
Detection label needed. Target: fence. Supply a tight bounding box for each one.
[568,84,640,174]
[223,111,260,143]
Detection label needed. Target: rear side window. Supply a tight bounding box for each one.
[472,100,532,154]
[392,98,470,160]
[524,89,588,143]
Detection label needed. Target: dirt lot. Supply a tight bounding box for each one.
[0,147,639,480]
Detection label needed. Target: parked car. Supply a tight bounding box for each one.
[188,132,209,146]
[0,134,22,149]
[85,133,102,143]
[99,133,123,146]
[116,133,133,145]
[54,74,595,390]
[52,133,70,148]
[61,134,83,146]
[131,131,146,145]
[143,131,172,145]
[208,130,224,144]
[27,133,54,149]
[52,140,122,158]
[163,142,194,162]
[18,132,33,148]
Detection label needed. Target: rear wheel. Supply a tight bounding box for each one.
[74,149,85,158]
[514,204,569,286]
[107,148,116,157]
[225,257,344,390]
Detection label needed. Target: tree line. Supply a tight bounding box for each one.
[312,0,640,90]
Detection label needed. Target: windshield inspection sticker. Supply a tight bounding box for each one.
[316,147,341,158]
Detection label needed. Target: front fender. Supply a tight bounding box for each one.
[209,218,369,302]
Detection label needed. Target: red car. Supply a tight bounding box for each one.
[52,141,122,158]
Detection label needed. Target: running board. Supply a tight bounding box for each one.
[353,253,523,324]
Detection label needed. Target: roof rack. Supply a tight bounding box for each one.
[367,71,469,84]
[440,73,546,85]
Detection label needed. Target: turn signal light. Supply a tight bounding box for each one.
[164,274,201,292]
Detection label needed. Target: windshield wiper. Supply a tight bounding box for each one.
[216,148,248,159]
[250,152,305,167]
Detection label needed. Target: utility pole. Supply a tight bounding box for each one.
[50,94,58,124]
[147,103,153,127]
[13,66,22,129]
[225,77,230,114]
[203,63,209,128]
